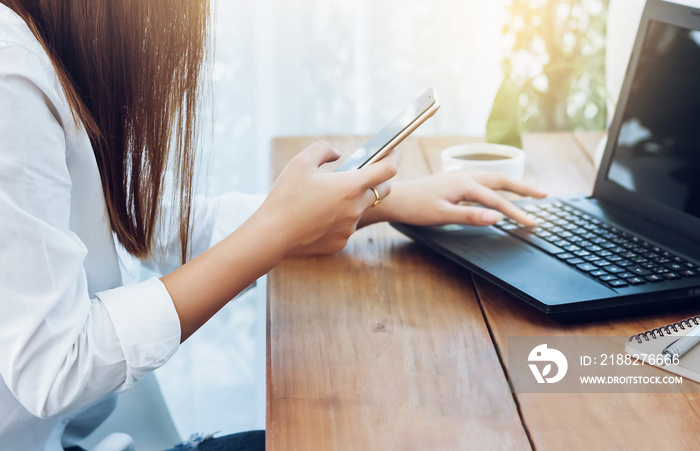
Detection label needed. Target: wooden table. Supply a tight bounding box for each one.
[266,133,700,450]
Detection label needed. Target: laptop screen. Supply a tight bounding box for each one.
[606,19,700,221]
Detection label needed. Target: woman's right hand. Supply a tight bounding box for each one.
[256,141,400,256]
[165,141,398,340]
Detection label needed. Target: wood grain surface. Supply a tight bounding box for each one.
[267,133,700,451]
[267,136,530,450]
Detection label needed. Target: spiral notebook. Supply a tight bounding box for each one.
[626,315,700,383]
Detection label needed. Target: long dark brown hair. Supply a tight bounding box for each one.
[2,0,211,263]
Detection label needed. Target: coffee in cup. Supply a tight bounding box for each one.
[441,143,525,180]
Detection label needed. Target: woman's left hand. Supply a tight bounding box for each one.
[359,171,548,228]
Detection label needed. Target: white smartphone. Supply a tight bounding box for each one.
[334,88,440,172]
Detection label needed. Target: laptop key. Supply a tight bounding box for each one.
[544,235,563,243]
[608,279,629,288]
[566,257,586,265]
[681,270,699,277]
[629,266,652,276]
[618,272,636,279]
[603,265,624,274]
[576,263,598,272]
[599,274,618,282]
[645,274,664,282]
[626,277,646,285]
[665,263,685,272]
[661,272,681,280]
[506,227,566,254]
[591,269,608,277]
[556,253,576,260]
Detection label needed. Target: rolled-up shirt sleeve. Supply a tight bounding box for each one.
[0,44,180,419]
[95,278,180,391]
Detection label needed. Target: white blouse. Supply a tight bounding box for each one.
[0,5,263,450]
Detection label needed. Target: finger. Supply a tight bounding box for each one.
[301,141,342,167]
[472,172,548,199]
[468,185,537,226]
[444,204,505,226]
[364,181,391,208]
[371,146,402,166]
[355,149,400,189]
[497,178,548,199]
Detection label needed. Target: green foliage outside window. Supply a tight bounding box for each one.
[487,0,609,147]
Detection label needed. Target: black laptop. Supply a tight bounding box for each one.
[392,0,700,321]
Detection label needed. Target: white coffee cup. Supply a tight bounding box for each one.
[441,143,525,180]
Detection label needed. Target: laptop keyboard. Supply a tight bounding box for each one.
[493,201,700,288]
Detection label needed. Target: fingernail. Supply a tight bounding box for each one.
[481,210,503,223]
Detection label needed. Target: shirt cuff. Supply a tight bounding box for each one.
[96,277,181,391]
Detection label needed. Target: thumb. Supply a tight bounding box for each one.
[301,141,342,168]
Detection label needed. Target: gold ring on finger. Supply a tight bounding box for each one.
[370,186,381,207]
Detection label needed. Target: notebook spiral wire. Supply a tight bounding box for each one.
[629,315,700,343]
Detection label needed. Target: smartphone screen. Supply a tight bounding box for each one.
[334,89,439,172]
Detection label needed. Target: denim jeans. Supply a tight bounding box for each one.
[167,430,265,451]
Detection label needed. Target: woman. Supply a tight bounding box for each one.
[0,1,545,450]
